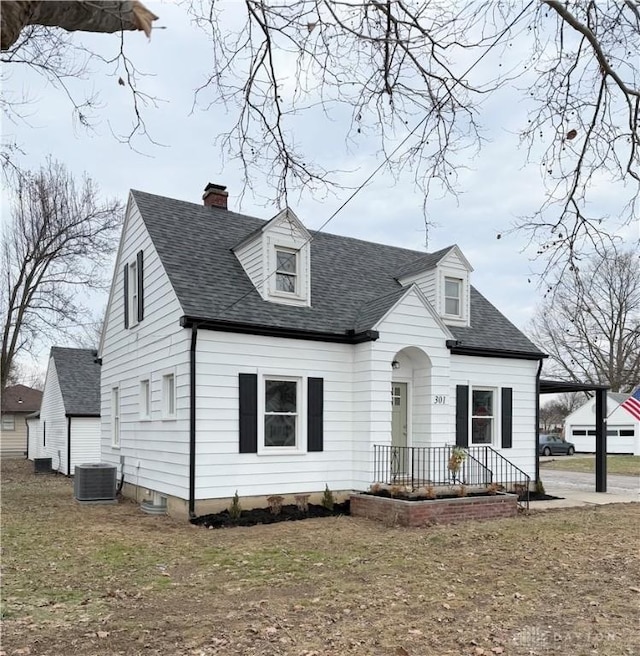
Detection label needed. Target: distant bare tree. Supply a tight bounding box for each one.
[530,249,640,393]
[540,393,586,432]
[0,160,122,390]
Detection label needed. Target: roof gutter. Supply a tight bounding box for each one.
[448,345,547,361]
[179,316,379,344]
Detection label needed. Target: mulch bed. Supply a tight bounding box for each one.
[191,501,350,528]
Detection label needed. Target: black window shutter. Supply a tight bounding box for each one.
[455,385,469,447]
[307,377,324,452]
[239,373,258,453]
[136,249,144,322]
[501,387,513,448]
[123,263,129,329]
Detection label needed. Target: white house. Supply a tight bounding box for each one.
[564,391,640,455]
[29,347,101,474]
[99,184,546,519]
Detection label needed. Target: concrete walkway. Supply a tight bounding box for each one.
[530,474,639,511]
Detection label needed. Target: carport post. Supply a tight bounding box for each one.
[595,389,607,492]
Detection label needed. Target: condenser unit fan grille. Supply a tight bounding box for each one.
[74,463,117,501]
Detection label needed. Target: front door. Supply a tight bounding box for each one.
[391,383,408,477]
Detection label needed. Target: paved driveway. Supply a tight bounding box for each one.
[540,468,639,494]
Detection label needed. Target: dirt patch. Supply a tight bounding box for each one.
[2,459,640,656]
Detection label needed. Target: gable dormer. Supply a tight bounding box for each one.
[233,208,311,307]
[397,245,473,327]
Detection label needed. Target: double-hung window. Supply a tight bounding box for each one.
[140,378,150,419]
[112,387,120,447]
[275,249,297,294]
[264,378,298,447]
[1,415,15,431]
[162,373,176,419]
[129,261,138,325]
[444,277,462,316]
[471,389,494,444]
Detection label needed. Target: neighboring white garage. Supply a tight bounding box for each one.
[564,391,640,455]
[29,347,101,474]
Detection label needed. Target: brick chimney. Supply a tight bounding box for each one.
[203,183,228,209]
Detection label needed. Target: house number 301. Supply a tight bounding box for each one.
[434,395,446,404]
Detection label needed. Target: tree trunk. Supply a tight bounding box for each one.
[1,0,157,51]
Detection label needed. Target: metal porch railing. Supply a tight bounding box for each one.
[373,444,530,509]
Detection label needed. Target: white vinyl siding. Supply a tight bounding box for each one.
[194,330,354,500]
[38,358,68,474]
[69,417,101,473]
[451,356,538,478]
[100,196,191,500]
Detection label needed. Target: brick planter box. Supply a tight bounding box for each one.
[350,492,518,527]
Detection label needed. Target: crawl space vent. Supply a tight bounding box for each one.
[74,463,117,502]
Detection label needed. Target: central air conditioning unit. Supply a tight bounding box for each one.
[74,463,117,502]
[34,457,52,474]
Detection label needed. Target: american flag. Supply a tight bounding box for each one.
[621,386,640,421]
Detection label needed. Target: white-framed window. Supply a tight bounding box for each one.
[1,415,15,431]
[263,377,299,448]
[444,277,462,316]
[112,387,120,447]
[471,388,494,445]
[129,261,138,326]
[275,248,297,294]
[162,373,176,419]
[139,378,150,419]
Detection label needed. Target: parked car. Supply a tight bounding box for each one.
[539,434,575,456]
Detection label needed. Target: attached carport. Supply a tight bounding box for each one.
[538,379,610,492]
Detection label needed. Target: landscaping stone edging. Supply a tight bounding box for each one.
[350,492,518,526]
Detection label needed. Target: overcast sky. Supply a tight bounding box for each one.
[2,1,637,377]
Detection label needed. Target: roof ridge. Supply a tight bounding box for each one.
[131,188,443,258]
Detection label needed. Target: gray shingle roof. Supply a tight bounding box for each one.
[51,347,101,416]
[394,246,454,279]
[131,190,545,357]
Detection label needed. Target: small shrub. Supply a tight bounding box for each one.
[456,484,467,498]
[267,495,284,515]
[369,482,383,494]
[535,478,546,495]
[321,484,334,511]
[294,494,310,513]
[486,483,501,495]
[389,485,406,498]
[424,485,437,499]
[229,491,242,520]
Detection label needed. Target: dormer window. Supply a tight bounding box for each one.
[444,277,462,316]
[275,249,297,294]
